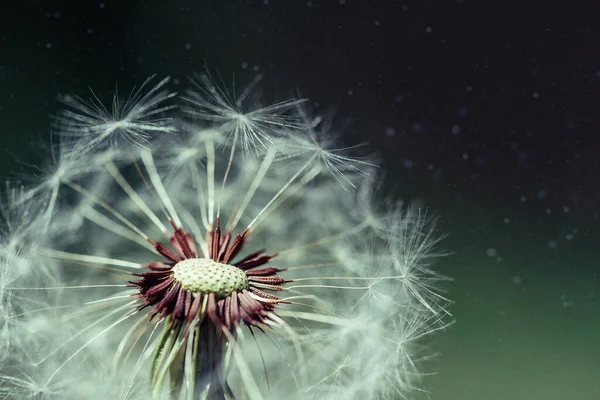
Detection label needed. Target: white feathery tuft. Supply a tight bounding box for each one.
[0,73,451,400]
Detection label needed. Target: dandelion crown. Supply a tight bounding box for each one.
[0,73,450,399]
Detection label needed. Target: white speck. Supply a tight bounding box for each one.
[374,20,381,26]
[428,164,434,170]
[565,233,574,240]
[45,43,52,49]
[393,94,403,102]
[385,127,395,137]
[462,153,469,160]
[545,208,551,215]
[504,217,510,224]
[520,196,527,202]
[486,248,497,257]
[185,43,191,50]
[307,1,313,7]
[241,62,249,69]
[99,2,105,9]
[347,89,354,96]
[403,159,413,168]
[252,65,260,72]
[547,240,558,249]
[466,85,473,92]
[532,92,539,98]
[425,27,432,33]
[86,28,93,34]
[339,0,346,4]
[511,275,522,285]
[452,125,461,134]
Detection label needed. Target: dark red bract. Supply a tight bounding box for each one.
[129,217,288,331]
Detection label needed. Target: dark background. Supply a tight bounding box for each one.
[1,1,598,399]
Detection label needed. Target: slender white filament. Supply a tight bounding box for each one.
[141,149,182,227]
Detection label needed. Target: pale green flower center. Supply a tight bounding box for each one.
[172,258,249,298]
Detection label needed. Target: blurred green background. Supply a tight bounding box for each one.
[1,1,598,399]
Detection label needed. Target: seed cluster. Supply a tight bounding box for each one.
[172,258,249,298]
[133,222,283,328]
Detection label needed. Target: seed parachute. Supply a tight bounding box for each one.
[0,74,451,400]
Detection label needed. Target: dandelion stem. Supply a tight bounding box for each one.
[65,180,150,241]
[37,247,142,269]
[227,147,275,232]
[83,206,156,251]
[276,310,348,326]
[190,161,211,231]
[205,133,216,225]
[247,154,317,230]
[141,149,183,227]
[45,312,137,388]
[277,220,370,256]
[105,161,169,234]
[286,284,369,290]
[8,284,126,290]
[216,126,239,218]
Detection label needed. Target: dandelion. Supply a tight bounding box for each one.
[55,75,177,153]
[1,74,450,399]
[182,72,305,154]
[277,109,378,190]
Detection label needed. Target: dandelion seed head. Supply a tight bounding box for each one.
[55,75,177,155]
[183,72,306,156]
[2,72,450,400]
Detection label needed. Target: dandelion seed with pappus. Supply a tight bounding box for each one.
[0,73,451,399]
